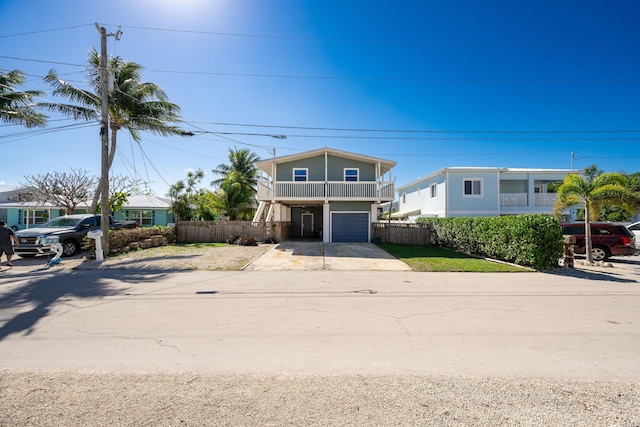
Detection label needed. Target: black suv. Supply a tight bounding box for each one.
[561,223,637,261]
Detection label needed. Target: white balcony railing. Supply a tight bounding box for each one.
[258,181,394,201]
[499,192,557,207]
[500,193,528,207]
[535,193,557,207]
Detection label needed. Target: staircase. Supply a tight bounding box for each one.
[252,201,274,223]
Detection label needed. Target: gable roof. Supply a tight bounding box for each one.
[124,194,172,209]
[256,147,396,175]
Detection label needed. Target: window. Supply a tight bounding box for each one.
[344,168,359,182]
[401,193,406,204]
[293,168,308,182]
[430,183,437,199]
[463,179,482,196]
[22,209,50,225]
[127,210,153,227]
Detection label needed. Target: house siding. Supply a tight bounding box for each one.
[329,201,372,211]
[276,155,326,181]
[446,170,500,216]
[275,154,378,182]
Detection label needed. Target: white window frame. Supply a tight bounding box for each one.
[293,168,308,182]
[463,178,483,197]
[430,183,437,199]
[127,209,153,227]
[22,209,50,225]
[344,168,359,182]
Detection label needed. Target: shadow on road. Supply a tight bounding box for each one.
[0,269,167,342]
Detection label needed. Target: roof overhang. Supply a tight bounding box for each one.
[390,208,421,219]
[256,147,396,176]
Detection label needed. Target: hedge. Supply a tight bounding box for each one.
[416,214,564,270]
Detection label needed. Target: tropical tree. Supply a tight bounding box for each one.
[168,169,205,221]
[40,48,184,212]
[210,176,255,221]
[211,148,260,196]
[21,168,98,215]
[554,172,640,263]
[0,70,46,127]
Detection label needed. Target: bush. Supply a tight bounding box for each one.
[83,226,177,255]
[226,234,258,246]
[416,215,564,270]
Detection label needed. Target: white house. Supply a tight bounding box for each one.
[394,167,580,220]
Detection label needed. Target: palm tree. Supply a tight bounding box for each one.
[40,48,184,212]
[554,172,640,263]
[211,176,254,221]
[211,148,260,195]
[0,70,46,127]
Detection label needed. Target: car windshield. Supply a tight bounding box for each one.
[41,217,83,228]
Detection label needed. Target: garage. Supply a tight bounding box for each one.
[331,212,370,242]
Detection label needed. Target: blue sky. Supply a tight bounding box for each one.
[2,0,639,196]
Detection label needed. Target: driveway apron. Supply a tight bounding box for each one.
[244,241,411,271]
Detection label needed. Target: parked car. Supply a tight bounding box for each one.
[14,214,137,257]
[561,222,637,261]
[627,221,640,249]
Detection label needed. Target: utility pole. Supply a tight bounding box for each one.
[95,23,121,259]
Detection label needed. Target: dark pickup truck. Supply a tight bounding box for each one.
[14,214,137,257]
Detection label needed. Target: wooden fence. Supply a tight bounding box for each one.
[177,220,431,246]
[176,221,290,243]
[371,222,433,245]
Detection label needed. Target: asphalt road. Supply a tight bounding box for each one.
[1,267,639,380]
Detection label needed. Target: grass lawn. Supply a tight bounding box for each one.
[378,243,532,272]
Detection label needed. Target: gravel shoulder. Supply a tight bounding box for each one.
[1,371,638,426]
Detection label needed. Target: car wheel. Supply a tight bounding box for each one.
[62,240,79,257]
[591,246,609,261]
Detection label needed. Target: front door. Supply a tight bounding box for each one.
[301,213,314,237]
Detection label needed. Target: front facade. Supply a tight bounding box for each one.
[113,194,174,227]
[395,167,580,220]
[254,147,396,242]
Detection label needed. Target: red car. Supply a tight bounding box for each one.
[561,223,637,261]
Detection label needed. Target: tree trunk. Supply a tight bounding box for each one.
[584,203,593,264]
[89,129,118,213]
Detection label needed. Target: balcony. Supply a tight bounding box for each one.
[500,193,557,207]
[258,181,395,202]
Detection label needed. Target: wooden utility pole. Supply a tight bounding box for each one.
[95,23,121,258]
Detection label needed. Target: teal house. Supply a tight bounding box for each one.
[0,187,173,230]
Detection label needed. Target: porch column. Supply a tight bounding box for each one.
[323,203,330,243]
[527,174,535,207]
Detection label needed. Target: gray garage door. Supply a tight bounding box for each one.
[331,212,369,242]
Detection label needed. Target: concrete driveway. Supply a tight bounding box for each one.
[244,241,411,271]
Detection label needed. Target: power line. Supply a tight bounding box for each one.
[106,24,640,49]
[181,120,640,135]
[144,68,640,83]
[0,24,94,38]
[0,55,84,68]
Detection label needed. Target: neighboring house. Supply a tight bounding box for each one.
[0,187,173,229]
[394,167,581,221]
[0,186,70,230]
[254,147,396,242]
[113,194,174,227]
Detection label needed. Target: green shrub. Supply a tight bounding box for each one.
[227,234,258,246]
[83,226,177,254]
[416,215,564,270]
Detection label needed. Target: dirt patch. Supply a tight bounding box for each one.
[11,244,273,272]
